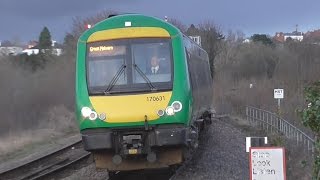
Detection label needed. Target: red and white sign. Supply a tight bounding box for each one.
[249,147,286,180]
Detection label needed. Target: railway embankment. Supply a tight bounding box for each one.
[0,115,312,179]
[172,117,249,180]
[173,115,312,180]
[0,134,80,174]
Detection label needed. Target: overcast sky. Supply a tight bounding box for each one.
[0,0,319,43]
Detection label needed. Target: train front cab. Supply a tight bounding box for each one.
[76,19,194,171]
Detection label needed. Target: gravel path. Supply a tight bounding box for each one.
[173,118,249,180]
[60,164,109,180]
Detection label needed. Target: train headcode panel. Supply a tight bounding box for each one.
[249,147,286,180]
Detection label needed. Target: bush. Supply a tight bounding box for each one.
[0,54,76,136]
[213,40,320,132]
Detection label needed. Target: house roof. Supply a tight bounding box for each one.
[53,43,64,49]
[284,31,303,36]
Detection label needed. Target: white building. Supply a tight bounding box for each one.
[22,48,40,55]
[22,40,63,56]
[284,31,303,41]
[0,46,23,56]
[242,38,251,43]
[189,36,202,46]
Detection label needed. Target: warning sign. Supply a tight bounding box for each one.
[250,147,286,180]
[274,89,284,99]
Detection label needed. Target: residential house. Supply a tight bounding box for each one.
[242,38,251,43]
[284,31,303,41]
[304,29,320,43]
[273,31,304,42]
[0,41,23,56]
[22,40,63,56]
[273,32,285,43]
[27,40,38,48]
[22,46,40,55]
[189,36,201,46]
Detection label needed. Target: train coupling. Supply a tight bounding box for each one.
[122,134,144,155]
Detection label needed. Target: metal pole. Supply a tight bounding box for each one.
[296,131,299,145]
[246,106,248,123]
[278,98,281,117]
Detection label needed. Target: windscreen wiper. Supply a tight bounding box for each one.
[104,64,126,94]
[133,64,157,91]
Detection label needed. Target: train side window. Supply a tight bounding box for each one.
[185,48,193,88]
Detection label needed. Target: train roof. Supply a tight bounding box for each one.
[79,14,182,43]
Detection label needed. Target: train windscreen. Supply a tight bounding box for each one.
[86,38,173,95]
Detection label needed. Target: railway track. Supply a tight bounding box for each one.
[0,140,186,180]
[105,152,193,180]
[107,168,175,180]
[0,126,209,180]
[0,140,91,180]
[107,132,207,180]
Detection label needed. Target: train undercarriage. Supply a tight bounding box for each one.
[81,112,214,171]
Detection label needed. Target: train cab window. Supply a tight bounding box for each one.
[86,38,173,94]
[132,41,172,84]
[88,58,126,87]
[87,44,127,89]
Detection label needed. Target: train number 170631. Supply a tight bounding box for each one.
[147,96,165,101]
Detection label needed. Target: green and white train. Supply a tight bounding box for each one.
[75,14,214,171]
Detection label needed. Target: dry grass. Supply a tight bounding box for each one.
[0,54,77,155]
[212,42,319,179]
[228,116,312,179]
[213,42,320,132]
[0,105,77,156]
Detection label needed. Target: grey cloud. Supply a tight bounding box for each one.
[0,0,115,18]
[0,0,320,42]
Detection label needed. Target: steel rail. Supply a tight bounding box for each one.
[0,139,84,180]
[27,152,91,180]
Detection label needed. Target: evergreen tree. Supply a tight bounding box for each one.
[39,27,52,50]
[299,81,320,179]
[186,24,199,36]
[63,33,77,57]
[251,34,273,46]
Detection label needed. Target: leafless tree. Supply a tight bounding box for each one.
[63,10,117,57]
[70,10,117,40]
[167,18,187,33]
[213,37,320,132]
[198,21,224,76]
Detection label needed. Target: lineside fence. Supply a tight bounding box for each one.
[245,106,314,154]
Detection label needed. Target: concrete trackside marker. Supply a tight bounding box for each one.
[249,147,286,180]
[246,137,268,152]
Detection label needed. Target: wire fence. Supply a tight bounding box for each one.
[246,106,315,154]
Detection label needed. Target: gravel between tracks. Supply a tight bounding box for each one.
[172,117,249,180]
[60,164,109,180]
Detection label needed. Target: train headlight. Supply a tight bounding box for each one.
[99,113,106,120]
[172,101,182,112]
[81,107,91,118]
[165,106,175,116]
[157,109,165,117]
[89,111,98,121]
